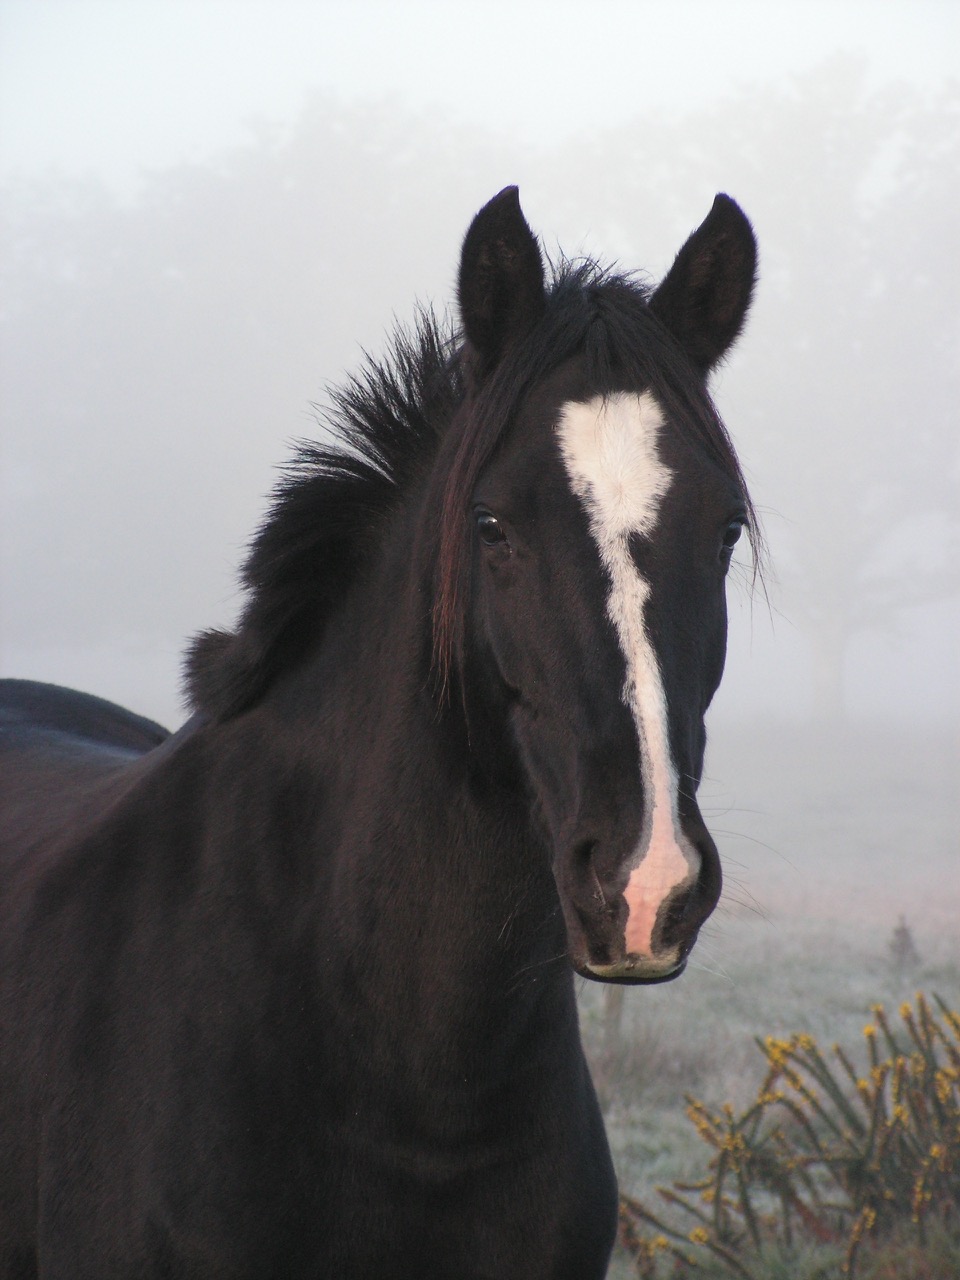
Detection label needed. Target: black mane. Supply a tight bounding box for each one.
[186,260,755,719]
[183,309,463,717]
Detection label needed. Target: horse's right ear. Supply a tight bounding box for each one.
[458,186,546,376]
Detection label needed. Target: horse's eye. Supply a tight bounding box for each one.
[721,519,745,555]
[476,510,507,547]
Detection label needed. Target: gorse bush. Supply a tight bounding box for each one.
[619,993,960,1279]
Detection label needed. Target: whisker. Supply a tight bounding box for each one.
[497,900,526,944]
[709,828,787,859]
[684,957,736,986]
[719,889,772,920]
[698,804,773,820]
[505,950,568,996]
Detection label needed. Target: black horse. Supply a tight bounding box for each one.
[0,187,758,1278]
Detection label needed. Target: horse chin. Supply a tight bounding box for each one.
[575,953,688,986]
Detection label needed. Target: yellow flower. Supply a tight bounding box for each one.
[764,1036,790,1068]
[689,1226,709,1245]
[911,1174,928,1218]
[863,1024,876,1039]
[892,1057,906,1102]
[935,1072,954,1104]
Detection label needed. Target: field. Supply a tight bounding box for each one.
[577,719,959,1277]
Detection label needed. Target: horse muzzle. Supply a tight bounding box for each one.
[558,812,722,986]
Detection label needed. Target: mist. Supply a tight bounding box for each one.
[1,4,958,1266]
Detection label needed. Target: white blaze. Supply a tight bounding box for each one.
[556,392,699,963]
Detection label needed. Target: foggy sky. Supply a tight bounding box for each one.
[1,0,958,736]
[3,1,957,194]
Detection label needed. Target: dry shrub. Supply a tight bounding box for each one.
[619,993,960,1278]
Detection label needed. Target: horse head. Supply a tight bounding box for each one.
[439,187,757,984]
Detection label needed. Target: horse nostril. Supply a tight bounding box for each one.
[573,840,595,868]
[658,886,695,950]
[658,837,722,953]
[572,840,607,908]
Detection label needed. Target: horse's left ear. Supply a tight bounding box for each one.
[650,194,757,374]
[458,186,546,376]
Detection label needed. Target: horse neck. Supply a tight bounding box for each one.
[229,542,578,1080]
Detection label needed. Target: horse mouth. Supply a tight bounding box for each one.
[575,953,688,986]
